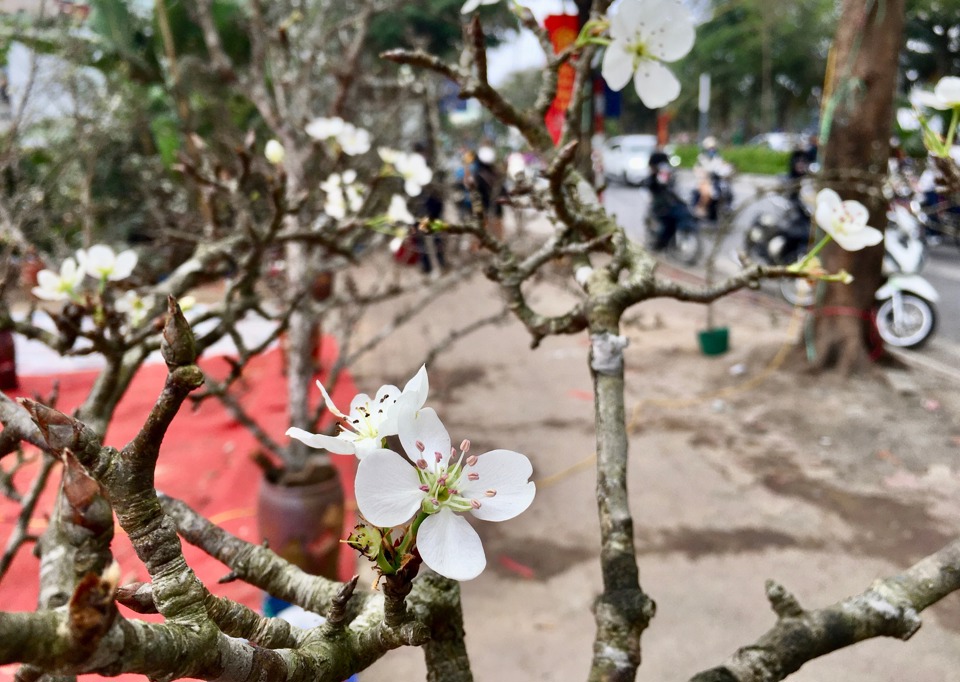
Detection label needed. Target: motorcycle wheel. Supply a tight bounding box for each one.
[779,278,815,306]
[875,293,937,349]
[672,229,702,266]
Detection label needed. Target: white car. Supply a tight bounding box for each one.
[602,134,659,186]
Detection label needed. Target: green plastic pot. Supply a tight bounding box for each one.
[698,327,729,356]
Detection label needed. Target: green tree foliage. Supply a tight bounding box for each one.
[902,0,960,86]
[667,0,835,136]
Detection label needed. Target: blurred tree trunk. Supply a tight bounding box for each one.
[810,0,905,374]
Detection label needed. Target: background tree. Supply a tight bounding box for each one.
[811,0,907,372]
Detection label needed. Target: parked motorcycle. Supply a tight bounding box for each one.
[743,187,812,303]
[874,205,939,348]
[779,204,938,348]
[641,161,703,266]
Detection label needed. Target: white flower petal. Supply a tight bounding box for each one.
[404,178,423,197]
[461,0,482,13]
[460,449,536,522]
[609,0,644,41]
[832,225,884,252]
[399,406,451,470]
[355,449,424,527]
[402,365,429,409]
[315,379,347,419]
[110,250,138,281]
[912,90,949,110]
[35,269,60,292]
[602,41,635,92]
[840,200,869,226]
[285,427,357,455]
[643,1,695,62]
[371,385,401,423]
[934,76,960,108]
[633,60,681,109]
[417,508,486,580]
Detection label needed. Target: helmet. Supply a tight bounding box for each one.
[477,146,496,164]
[702,136,717,150]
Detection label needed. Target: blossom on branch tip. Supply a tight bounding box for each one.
[601,0,695,109]
[114,290,155,327]
[379,148,433,196]
[814,189,883,252]
[286,365,429,459]
[32,257,85,301]
[76,245,137,282]
[355,405,535,581]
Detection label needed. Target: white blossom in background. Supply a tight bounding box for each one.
[265,139,285,165]
[386,194,415,224]
[305,116,346,140]
[380,148,433,196]
[461,0,500,13]
[320,171,365,219]
[601,0,695,109]
[31,257,85,301]
[338,123,372,156]
[77,245,138,282]
[814,189,883,252]
[114,290,155,327]
[912,76,960,110]
[355,404,536,581]
[286,365,429,459]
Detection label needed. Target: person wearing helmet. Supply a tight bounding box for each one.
[692,136,733,221]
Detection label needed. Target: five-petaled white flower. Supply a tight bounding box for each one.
[321,171,365,219]
[77,245,138,282]
[814,189,884,252]
[355,405,536,581]
[380,148,433,197]
[601,0,695,109]
[31,257,85,301]
[461,0,499,13]
[386,194,415,224]
[286,365,428,459]
[338,123,372,156]
[913,76,960,110]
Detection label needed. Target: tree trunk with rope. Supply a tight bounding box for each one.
[811,0,905,373]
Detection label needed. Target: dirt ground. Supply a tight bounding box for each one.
[342,247,960,681]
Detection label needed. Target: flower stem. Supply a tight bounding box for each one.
[790,235,832,272]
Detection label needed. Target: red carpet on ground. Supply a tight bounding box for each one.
[0,343,358,682]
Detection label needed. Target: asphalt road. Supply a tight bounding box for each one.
[602,173,960,368]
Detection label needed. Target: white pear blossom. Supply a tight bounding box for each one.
[379,150,433,197]
[114,290,155,327]
[337,123,372,156]
[814,189,884,252]
[320,171,365,219]
[286,365,429,459]
[386,194,415,224]
[601,0,695,109]
[265,139,286,165]
[461,0,499,12]
[355,406,535,581]
[31,257,85,301]
[76,245,138,282]
[305,116,345,140]
[912,76,960,110]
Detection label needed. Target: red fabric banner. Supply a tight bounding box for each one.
[544,14,580,145]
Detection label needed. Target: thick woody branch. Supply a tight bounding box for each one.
[691,537,960,681]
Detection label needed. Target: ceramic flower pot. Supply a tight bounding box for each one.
[257,468,344,580]
[697,327,729,356]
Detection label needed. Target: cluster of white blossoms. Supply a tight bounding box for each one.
[287,366,536,581]
[320,170,366,220]
[33,244,138,302]
[305,117,372,156]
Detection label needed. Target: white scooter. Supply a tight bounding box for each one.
[875,205,939,348]
[782,204,938,349]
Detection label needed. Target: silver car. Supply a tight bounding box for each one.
[602,134,659,186]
